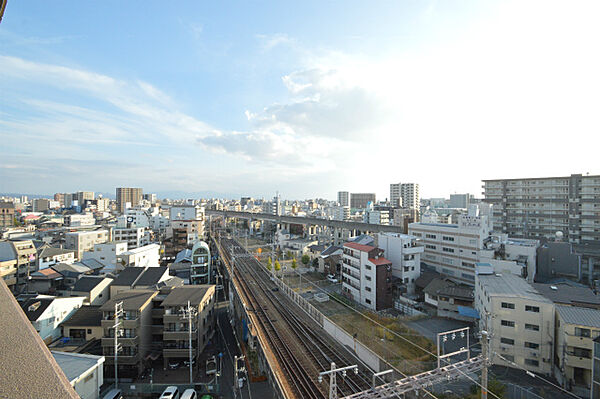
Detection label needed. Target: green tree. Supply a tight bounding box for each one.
[286,250,293,259]
[301,254,310,265]
[274,259,281,273]
[266,257,272,271]
[291,258,297,270]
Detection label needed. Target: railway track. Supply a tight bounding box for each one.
[219,237,374,399]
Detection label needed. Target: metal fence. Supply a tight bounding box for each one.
[504,382,545,399]
[101,382,219,397]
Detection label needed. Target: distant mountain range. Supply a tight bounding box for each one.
[1,191,245,201]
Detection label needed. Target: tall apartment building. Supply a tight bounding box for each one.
[32,198,51,212]
[0,202,15,227]
[116,187,143,213]
[449,193,471,209]
[0,240,37,292]
[341,242,392,310]
[483,174,600,282]
[475,270,554,376]
[337,191,349,207]
[350,193,376,209]
[76,191,94,205]
[390,183,420,212]
[376,233,424,294]
[65,230,109,260]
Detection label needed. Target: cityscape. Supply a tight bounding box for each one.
[1,2,600,399]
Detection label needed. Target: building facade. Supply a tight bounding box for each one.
[116,187,143,213]
[65,230,109,260]
[390,183,420,212]
[341,242,392,310]
[376,233,424,294]
[0,202,15,227]
[350,193,376,209]
[482,174,600,283]
[190,241,211,285]
[337,191,349,207]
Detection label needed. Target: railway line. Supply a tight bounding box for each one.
[218,236,375,399]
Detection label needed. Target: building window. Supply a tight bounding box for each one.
[426,234,437,239]
[525,305,540,313]
[501,302,515,309]
[442,236,455,241]
[500,337,515,345]
[524,359,539,367]
[442,247,455,253]
[524,342,539,349]
[525,324,539,331]
[365,287,371,292]
[575,327,591,338]
[501,320,515,327]
[365,276,372,281]
[425,244,436,250]
[365,299,371,304]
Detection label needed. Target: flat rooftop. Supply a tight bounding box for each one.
[478,273,551,303]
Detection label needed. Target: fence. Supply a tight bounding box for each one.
[101,382,219,397]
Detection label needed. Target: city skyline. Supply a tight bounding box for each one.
[2,1,600,199]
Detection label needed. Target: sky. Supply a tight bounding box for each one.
[1,1,599,200]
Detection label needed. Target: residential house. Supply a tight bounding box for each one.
[52,351,104,399]
[70,276,113,306]
[61,306,104,342]
[38,247,76,270]
[19,295,85,343]
[109,266,170,297]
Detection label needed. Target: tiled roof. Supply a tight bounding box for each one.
[161,285,214,307]
[532,283,600,307]
[60,306,102,327]
[368,257,392,266]
[343,242,375,252]
[556,305,600,328]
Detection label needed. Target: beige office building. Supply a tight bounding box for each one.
[116,187,143,213]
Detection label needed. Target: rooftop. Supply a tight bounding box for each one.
[60,306,102,327]
[19,297,54,321]
[556,305,600,328]
[71,276,111,293]
[344,242,375,252]
[161,285,215,307]
[111,266,168,287]
[39,247,75,259]
[368,257,392,266]
[31,268,63,280]
[532,283,600,307]
[51,351,104,384]
[478,273,552,303]
[100,290,157,311]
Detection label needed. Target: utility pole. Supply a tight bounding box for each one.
[112,301,123,389]
[181,300,198,384]
[234,355,246,399]
[318,362,358,399]
[481,329,488,399]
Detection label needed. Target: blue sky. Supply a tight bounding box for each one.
[1,1,599,200]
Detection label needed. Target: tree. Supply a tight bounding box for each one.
[291,258,297,270]
[301,254,310,265]
[266,257,272,271]
[274,260,281,278]
[286,250,293,259]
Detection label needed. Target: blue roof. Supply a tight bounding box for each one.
[458,306,480,319]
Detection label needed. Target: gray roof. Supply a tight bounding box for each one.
[161,285,214,307]
[477,273,552,303]
[0,281,79,399]
[556,305,600,328]
[423,278,453,296]
[39,247,75,259]
[78,258,108,270]
[19,297,54,321]
[438,285,474,300]
[0,202,15,209]
[532,283,600,307]
[51,351,104,384]
[60,306,102,327]
[52,263,91,276]
[112,266,168,287]
[100,290,157,311]
[71,276,111,293]
[321,245,342,257]
[351,234,375,245]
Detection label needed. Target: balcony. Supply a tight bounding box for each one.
[403,260,417,268]
[404,246,424,255]
[565,354,592,370]
[164,348,197,357]
[163,330,197,341]
[102,335,139,347]
[343,270,360,282]
[163,313,184,323]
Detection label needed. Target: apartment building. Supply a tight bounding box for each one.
[337,191,350,207]
[170,204,204,222]
[116,187,143,213]
[553,306,600,396]
[0,201,15,227]
[161,285,216,369]
[0,257,17,290]
[101,290,158,378]
[119,244,160,268]
[64,213,95,227]
[449,194,472,209]
[65,230,109,260]
[376,232,423,294]
[0,239,37,291]
[350,193,376,209]
[482,174,600,282]
[475,271,554,376]
[190,241,211,285]
[390,183,420,212]
[363,206,389,225]
[113,226,150,249]
[82,242,128,274]
[341,242,392,310]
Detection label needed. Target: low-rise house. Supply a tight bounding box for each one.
[101,290,158,379]
[51,351,104,399]
[555,305,600,397]
[82,242,128,274]
[38,247,76,270]
[52,263,93,289]
[161,285,216,369]
[19,295,85,343]
[29,267,64,294]
[70,276,113,306]
[119,243,160,268]
[61,306,104,342]
[436,285,476,322]
[319,245,342,275]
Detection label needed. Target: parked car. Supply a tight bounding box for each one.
[160,386,180,399]
[168,360,180,370]
[327,274,338,283]
[180,389,197,399]
[206,355,217,375]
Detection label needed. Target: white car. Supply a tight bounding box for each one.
[206,355,217,375]
[160,386,180,399]
[327,274,338,283]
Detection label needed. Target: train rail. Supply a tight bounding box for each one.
[218,237,374,399]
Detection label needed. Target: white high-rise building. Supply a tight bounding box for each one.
[337,191,350,207]
[376,233,424,294]
[390,183,420,212]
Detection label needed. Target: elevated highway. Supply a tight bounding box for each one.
[206,210,404,234]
